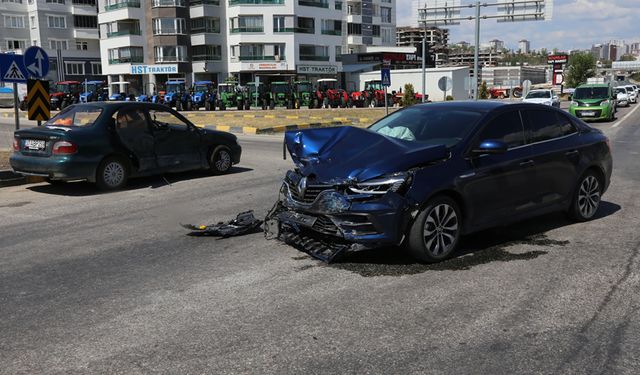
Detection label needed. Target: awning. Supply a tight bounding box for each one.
[341,63,379,73]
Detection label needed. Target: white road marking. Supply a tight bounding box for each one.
[612,103,640,128]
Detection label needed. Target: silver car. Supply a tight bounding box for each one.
[522,89,560,107]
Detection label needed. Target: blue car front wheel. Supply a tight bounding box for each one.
[406,196,462,263]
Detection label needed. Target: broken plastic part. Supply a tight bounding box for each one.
[181,210,263,237]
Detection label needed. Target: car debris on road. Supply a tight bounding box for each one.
[181,211,262,237]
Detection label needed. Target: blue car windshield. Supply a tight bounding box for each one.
[368,107,483,147]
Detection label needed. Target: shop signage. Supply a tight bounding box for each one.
[130,64,179,74]
[296,65,338,75]
[241,62,288,71]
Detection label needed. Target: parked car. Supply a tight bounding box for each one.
[10,102,242,190]
[522,89,560,107]
[615,87,630,107]
[276,101,612,263]
[569,83,616,121]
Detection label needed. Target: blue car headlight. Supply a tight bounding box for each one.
[348,172,410,195]
[316,191,351,213]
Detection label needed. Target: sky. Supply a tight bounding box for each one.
[397,0,640,51]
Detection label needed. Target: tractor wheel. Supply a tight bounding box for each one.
[176,100,183,111]
[295,99,301,109]
[340,97,347,108]
[372,98,378,107]
[186,101,192,111]
[269,100,275,110]
[237,101,243,111]
[205,101,211,111]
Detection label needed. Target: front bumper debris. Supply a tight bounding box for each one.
[182,210,263,237]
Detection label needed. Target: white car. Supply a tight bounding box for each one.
[615,87,630,107]
[623,85,637,103]
[522,89,560,107]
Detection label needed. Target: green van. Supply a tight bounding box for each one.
[569,83,616,121]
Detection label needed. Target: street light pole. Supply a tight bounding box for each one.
[422,26,426,103]
[473,1,480,100]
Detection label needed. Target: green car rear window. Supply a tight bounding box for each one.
[45,106,103,127]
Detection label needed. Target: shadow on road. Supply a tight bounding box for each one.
[318,201,622,277]
[26,166,253,196]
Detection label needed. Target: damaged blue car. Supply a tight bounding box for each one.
[270,101,612,262]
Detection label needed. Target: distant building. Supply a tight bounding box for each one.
[489,39,505,52]
[396,26,449,66]
[518,40,530,54]
[447,49,504,67]
[481,66,547,88]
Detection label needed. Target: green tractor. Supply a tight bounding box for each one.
[217,82,242,111]
[243,82,269,110]
[270,81,293,109]
[292,81,315,109]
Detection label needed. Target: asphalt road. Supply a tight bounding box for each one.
[1,104,640,374]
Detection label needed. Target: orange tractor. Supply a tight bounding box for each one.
[315,79,349,108]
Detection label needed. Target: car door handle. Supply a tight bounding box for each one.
[519,160,535,168]
[565,150,579,157]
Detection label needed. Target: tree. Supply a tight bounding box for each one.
[620,54,637,62]
[402,83,417,106]
[479,81,489,99]
[565,52,596,88]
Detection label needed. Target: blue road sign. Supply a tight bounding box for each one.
[381,68,391,87]
[0,53,28,83]
[24,46,49,79]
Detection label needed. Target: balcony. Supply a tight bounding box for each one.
[106,29,142,38]
[274,27,314,34]
[238,55,285,61]
[230,27,264,33]
[109,56,144,64]
[151,0,186,7]
[193,54,222,61]
[298,0,328,8]
[190,0,220,5]
[104,0,141,11]
[321,29,341,36]
[300,55,330,61]
[229,0,283,4]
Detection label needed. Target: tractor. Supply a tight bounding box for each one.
[292,81,315,109]
[108,82,137,101]
[242,82,268,110]
[50,81,81,110]
[315,78,349,108]
[163,80,192,110]
[270,81,293,109]
[217,82,241,110]
[362,80,392,107]
[137,83,163,104]
[79,81,108,103]
[191,81,217,111]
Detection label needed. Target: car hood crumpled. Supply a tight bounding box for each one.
[284,126,448,182]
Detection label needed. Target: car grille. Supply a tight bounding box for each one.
[312,216,341,236]
[289,184,333,204]
[576,109,602,118]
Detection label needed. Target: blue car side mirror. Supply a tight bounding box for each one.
[472,140,509,155]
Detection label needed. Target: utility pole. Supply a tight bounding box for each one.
[473,1,480,100]
[422,28,426,103]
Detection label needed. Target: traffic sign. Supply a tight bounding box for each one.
[0,54,29,83]
[24,46,49,79]
[27,79,50,122]
[438,76,452,92]
[381,68,391,87]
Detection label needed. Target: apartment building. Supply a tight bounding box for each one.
[395,26,448,66]
[345,0,396,53]
[0,0,102,83]
[98,0,394,95]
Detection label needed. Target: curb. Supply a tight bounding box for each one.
[0,170,45,188]
[194,120,353,134]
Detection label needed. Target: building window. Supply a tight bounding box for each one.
[335,1,341,10]
[191,17,220,33]
[49,39,68,50]
[6,40,26,50]
[108,47,144,64]
[65,62,85,76]
[91,62,102,75]
[230,15,263,33]
[347,23,361,35]
[372,25,380,37]
[321,19,341,35]
[152,18,186,35]
[74,15,97,29]
[299,44,329,61]
[381,27,393,44]
[46,0,65,4]
[154,45,188,62]
[76,41,88,50]
[4,15,25,28]
[381,7,392,23]
[151,0,185,7]
[72,0,96,5]
[297,17,314,34]
[192,45,221,61]
[335,45,342,61]
[273,16,287,32]
[48,15,66,28]
[1,0,24,3]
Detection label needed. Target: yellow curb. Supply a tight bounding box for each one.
[359,118,370,123]
[216,125,231,132]
[310,116,322,120]
[223,113,234,117]
[243,126,258,135]
[333,117,349,122]
[243,114,255,118]
[264,115,276,119]
[285,115,298,119]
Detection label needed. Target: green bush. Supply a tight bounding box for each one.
[445,95,454,101]
[479,81,489,99]
[402,83,417,106]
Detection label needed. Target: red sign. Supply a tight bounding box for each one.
[547,54,568,64]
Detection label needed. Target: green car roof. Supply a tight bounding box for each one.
[576,83,610,88]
